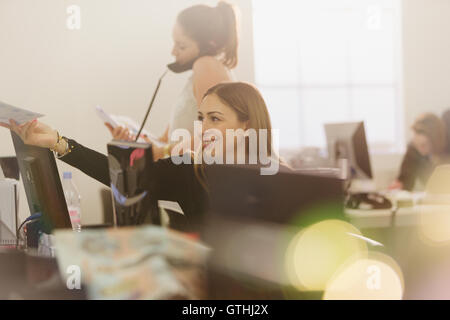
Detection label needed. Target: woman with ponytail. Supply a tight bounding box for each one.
[106,1,240,161]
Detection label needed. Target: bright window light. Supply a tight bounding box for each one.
[252,0,403,153]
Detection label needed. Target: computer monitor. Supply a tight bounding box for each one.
[10,131,71,232]
[324,121,373,180]
[205,164,346,227]
[0,156,19,180]
[203,164,346,298]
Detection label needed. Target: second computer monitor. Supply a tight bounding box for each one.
[324,121,373,180]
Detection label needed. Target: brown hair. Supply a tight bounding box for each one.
[203,81,275,158]
[192,82,278,189]
[412,113,447,154]
[177,1,239,69]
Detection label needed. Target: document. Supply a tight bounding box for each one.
[158,200,184,215]
[0,100,44,125]
[95,105,164,147]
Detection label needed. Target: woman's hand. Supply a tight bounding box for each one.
[104,122,155,144]
[159,126,169,144]
[104,123,135,141]
[388,180,404,190]
[0,119,58,148]
[152,136,197,162]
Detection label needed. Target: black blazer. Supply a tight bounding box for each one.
[60,139,207,233]
[397,144,435,191]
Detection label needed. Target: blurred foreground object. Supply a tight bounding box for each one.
[54,226,210,299]
[419,165,450,245]
[324,252,403,300]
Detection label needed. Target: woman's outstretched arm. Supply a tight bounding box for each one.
[1,119,111,186]
[59,138,110,186]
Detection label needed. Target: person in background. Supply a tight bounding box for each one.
[390,113,449,191]
[108,1,239,160]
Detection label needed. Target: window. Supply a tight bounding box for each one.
[252,0,402,153]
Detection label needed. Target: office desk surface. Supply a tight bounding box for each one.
[0,249,86,299]
[346,206,419,229]
[347,203,450,229]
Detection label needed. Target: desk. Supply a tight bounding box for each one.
[346,206,420,229]
[346,191,428,229]
[0,248,86,299]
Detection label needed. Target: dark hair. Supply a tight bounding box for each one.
[204,82,274,157]
[412,113,447,154]
[177,1,239,69]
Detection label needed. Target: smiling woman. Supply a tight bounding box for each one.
[198,82,275,164]
[0,82,282,233]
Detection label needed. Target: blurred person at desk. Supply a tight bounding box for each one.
[107,1,239,157]
[0,82,281,235]
[390,112,450,191]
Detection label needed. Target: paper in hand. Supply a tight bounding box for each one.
[0,100,44,125]
[95,105,164,147]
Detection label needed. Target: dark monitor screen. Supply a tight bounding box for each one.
[0,156,19,180]
[324,121,373,179]
[203,164,346,295]
[10,131,71,232]
[205,164,345,227]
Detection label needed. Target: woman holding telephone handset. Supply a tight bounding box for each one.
[108,1,239,158]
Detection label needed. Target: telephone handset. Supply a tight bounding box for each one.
[167,48,213,73]
[167,59,196,73]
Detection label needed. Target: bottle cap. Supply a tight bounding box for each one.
[63,172,72,179]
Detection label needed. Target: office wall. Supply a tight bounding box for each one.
[402,0,450,137]
[0,0,255,224]
[374,0,450,189]
[372,0,450,187]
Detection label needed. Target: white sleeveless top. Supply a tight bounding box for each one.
[168,74,197,140]
[168,70,236,141]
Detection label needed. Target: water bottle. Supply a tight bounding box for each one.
[62,171,82,231]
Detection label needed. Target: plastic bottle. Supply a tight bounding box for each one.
[62,171,82,232]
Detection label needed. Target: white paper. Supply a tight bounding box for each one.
[158,200,184,215]
[95,105,164,147]
[0,100,44,125]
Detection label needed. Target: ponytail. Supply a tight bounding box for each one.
[215,1,239,68]
[177,1,239,69]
